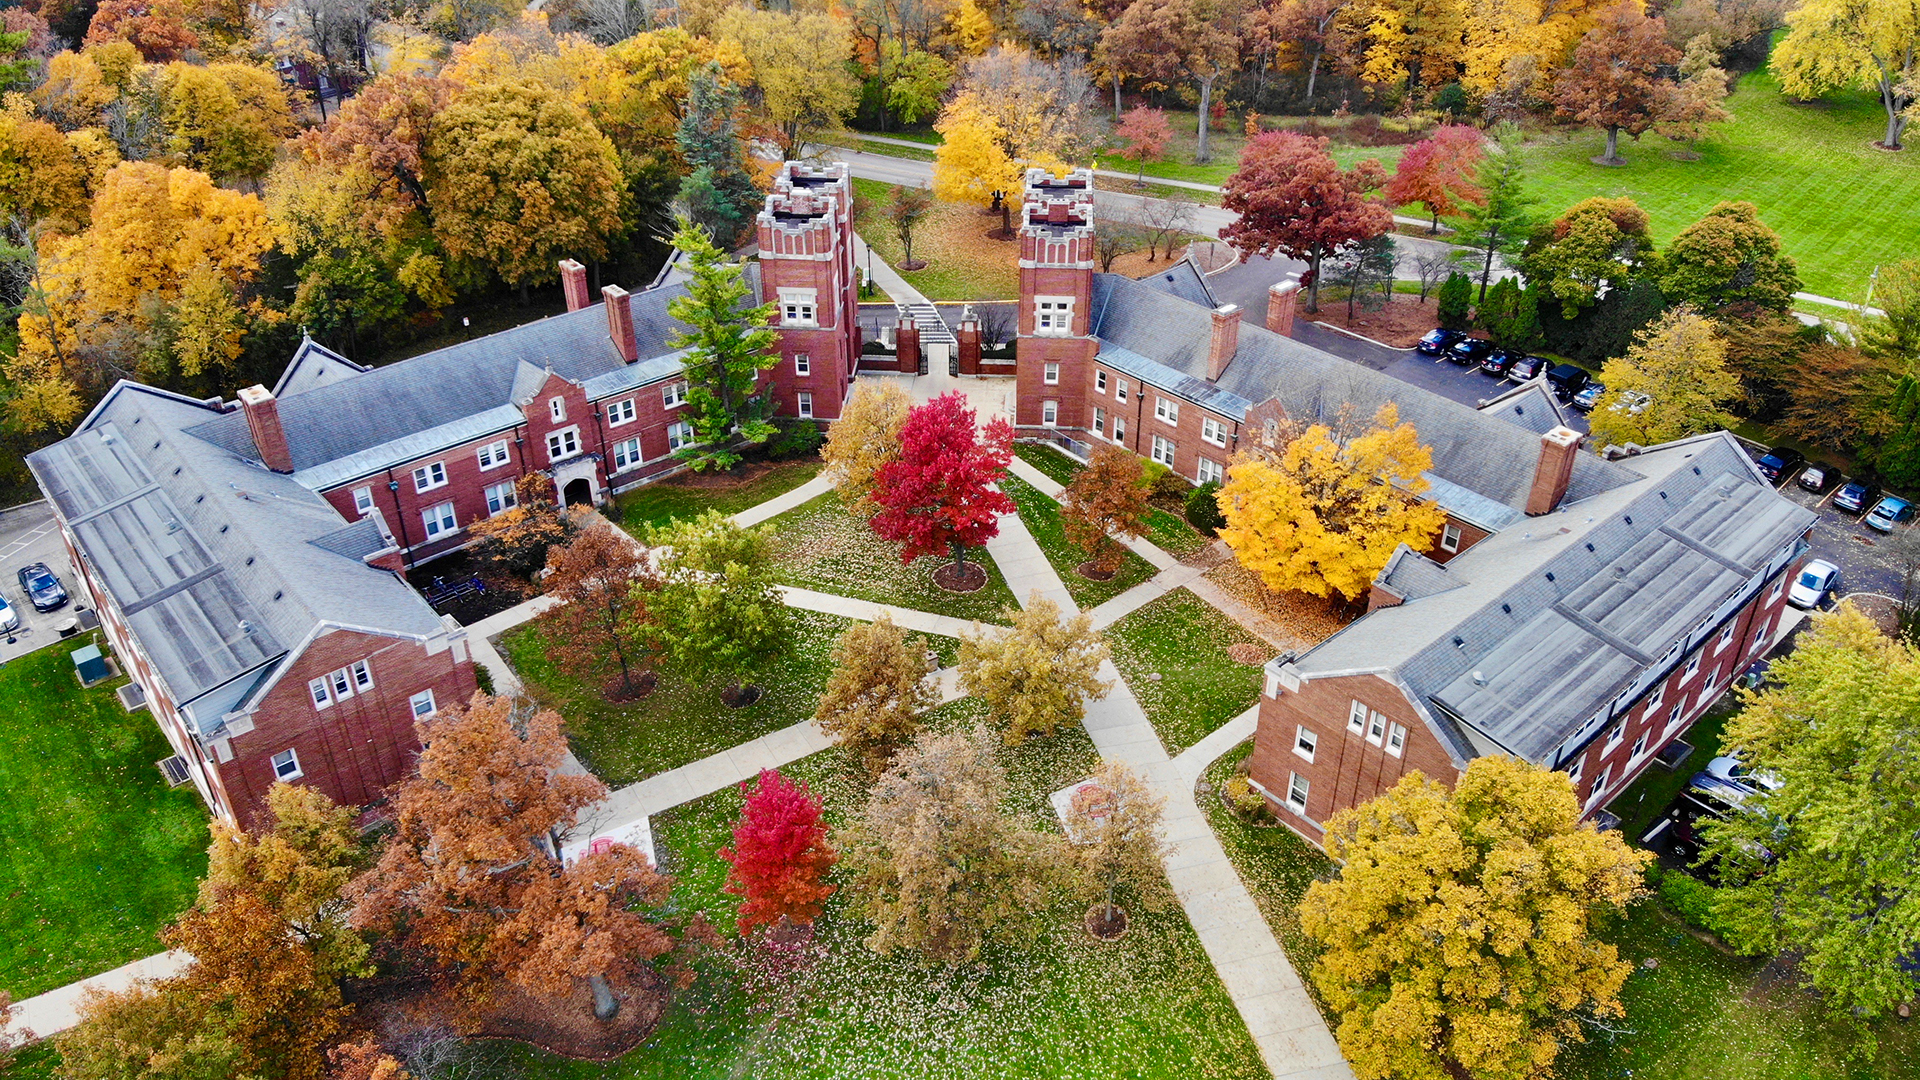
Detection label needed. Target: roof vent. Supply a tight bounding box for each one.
[245,556,254,566]
[1545,572,1556,582]
[1692,466,1702,475]
[237,620,254,635]
[1452,636,1465,649]
[172,467,182,476]
[1584,542,1595,552]
[273,591,283,601]
[1613,565,1628,577]
[1471,670,1488,686]
[1501,603,1511,614]
[1659,491,1668,499]
[164,519,184,535]
[1624,515,1633,526]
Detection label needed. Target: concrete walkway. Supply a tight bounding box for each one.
[851,231,933,308]
[7,952,191,1040]
[733,472,835,527]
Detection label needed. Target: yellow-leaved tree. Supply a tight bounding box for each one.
[1588,304,1742,450]
[823,379,914,515]
[1300,757,1650,1080]
[932,47,1091,228]
[1216,403,1446,602]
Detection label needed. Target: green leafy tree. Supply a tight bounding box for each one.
[1858,258,1920,360]
[1656,201,1802,314]
[1870,372,1920,489]
[1435,271,1473,330]
[1452,121,1534,303]
[666,216,780,471]
[1516,196,1656,319]
[887,184,934,269]
[1589,305,1742,448]
[713,8,859,157]
[676,62,762,248]
[1324,234,1398,320]
[1700,604,1920,1018]
[1301,757,1650,1080]
[958,597,1112,745]
[646,509,788,701]
[883,43,955,126]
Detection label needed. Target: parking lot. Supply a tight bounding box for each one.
[1762,458,1913,604]
[0,501,90,667]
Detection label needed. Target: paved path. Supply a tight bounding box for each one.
[732,472,835,527]
[851,231,933,308]
[778,585,988,636]
[7,952,191,1040]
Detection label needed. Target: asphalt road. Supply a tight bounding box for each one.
[0,501,91,666]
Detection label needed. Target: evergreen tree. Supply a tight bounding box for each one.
[666,217,780,471]
[1872,373,1920,490]
[1452,121,1535,303]
[676,62,762,248]
[1436,272,1473,330]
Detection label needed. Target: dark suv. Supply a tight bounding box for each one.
[1416,328,1467,356]
[1833,481,1876,514]
[1545,363,1590,403]
[1754,446,1804,484]
[1446,338,1495,366]
[16,562,67,612]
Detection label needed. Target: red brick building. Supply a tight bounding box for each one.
[1002,169,1817,838]
[26,162,861,824]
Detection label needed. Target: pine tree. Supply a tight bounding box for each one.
[1452,121,1534,303]
[719,769,839,933]
[1436,271,1473,330]
[676,61,762,247]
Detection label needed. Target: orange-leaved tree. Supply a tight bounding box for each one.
[1060,443,1151,577]
[537,522,655,699]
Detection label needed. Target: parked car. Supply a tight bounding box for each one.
[1545,363,1590,402]
[1704,754,1784,798]
[1446,337,1495,366]
[1866,495,1913,532]
[1610,390,1652,416]
[1787,559,1838,609]
[0,595,18,633]
[1687,769,1759,810]
[1415,328,1466,356]
[1753,446,1804,484]
[16,563,67,612]
[1507,355,1552,381]
[1797,465,1832,493]
[1833,480,1877,514]
[1571,381,1605,411]
[1479,348,1524,377]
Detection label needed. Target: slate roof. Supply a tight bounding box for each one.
[27,383,447,723]
[1477,380,1565,436]
[1087,272,1641,515]
[185,271,728,477]
[1282,433,1816,763]
[1133,257,1218,309]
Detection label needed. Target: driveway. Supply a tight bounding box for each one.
[0,501,89,665]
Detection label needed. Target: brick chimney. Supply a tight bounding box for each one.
[896,315,921,374]
[1267,281,1299,336]
[559,259,589,312]
[237,384,293,473]
[1208,304,1242,381]
[956,318,981,375]
[1526,426,1583,516]
[602,284,637,363]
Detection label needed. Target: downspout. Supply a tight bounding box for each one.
[385,467,413,569]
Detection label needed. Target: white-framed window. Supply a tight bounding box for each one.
[1044,362,1060,385]
[484,480,518,516]
[1150,434,1175,466]
[548,397,567,423]
[1197,457,1223,485]
[798,392,814,418]
[779,288,818,326]
[412,461,447,493]
[1591,764,1614,801]
[1751,620,1771,652]
[1716,623,1736,652]
[329,668,353,700]
[1630,733,1647,760]
[1093,407,1106,436]
[271,748,303,781]
[1349,700,1368,734]
[1605,720,1625,750]
[1684,651,1702,679]
[1366,711,1386,746]
[1035,295,1074,336]
[409,689,437,719]
[1154,397,1180,425]
[794,353,811,376]
[667,420,695,451]
[546,427,580,461]
[1096,371,1108,393]
[662,381,688,409]
[1287,772,1310,813]
[421,500,456,539]
[1201,416,1227,446]
[1645,682,1664,714]
[606,399,636,426]
[1767,578,1784,604]
[1665,702,1683,733]
[309,677,332,709]
[1263,417,1279,444]
[612,437,642,471]
[351,659,373,691]
[1294,726,1317,762]
[1115,379,1129,402]
[352,486,374,516]
[1441,523,1462,552]
[1565,754,1583,784]
[477,439,511,469]
[1386,723,1407,757]
[1112,415,1125,443]
[1042,400,1059,427]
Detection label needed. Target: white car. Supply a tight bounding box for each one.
[0,595,19,633]
[1786,559,1838,609]
[1704,754,1782,801]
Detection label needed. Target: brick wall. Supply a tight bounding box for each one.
[1077,361,1240,483]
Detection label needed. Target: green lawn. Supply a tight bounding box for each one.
[850,178,1020,301]
[0,640,209,999]
[501,700,1270,1080]
[1515,64,1920,302]
[502,610,957,788]
[1104,590,1268,754]
[1001,476,1157,609]
[613,459,823,537]
[770,491,1019,623]
[1013,444,1211,558]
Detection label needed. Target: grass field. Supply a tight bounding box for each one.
[851,178,1020,301]
[1000,476,1157,609]
[1516,65,1920,302]
[0,641,209,1000]
[499,701,1270,1080]
[613,459,822,537]
[770,491,1019,622]
[1104,590,1269,754]
[1013,444,1211,557]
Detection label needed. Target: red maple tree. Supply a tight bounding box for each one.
[1383,124,1485,233]
[1221,131,1392,314]
[1114,106,1172,182]
[718,769,838,933]
[869,391,1015,575]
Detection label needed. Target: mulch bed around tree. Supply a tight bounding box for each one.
[934,561,988,592]
[720,684,765,709]
[601,671,657,704]
[1076,560,1118,581]
[660,459,787,490]
[1226,643,1271,666]
[360,968,670,1062]
[1308,295,1441,349]
[1085,904,1129,941]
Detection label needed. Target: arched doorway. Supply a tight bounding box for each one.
[563,478,593,506]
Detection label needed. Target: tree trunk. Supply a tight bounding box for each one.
[950,540,967,569]
[1104,876,1117,924]
[1880,76,1907,148]
[1604,125,1621,163]
[1305,52,1321,104]
[1195,78,1213,164]
[1478,237,1496,303]
[1305,247,1323,313]
[589,974,619,1021]
[518,279,530,305]
[1113,76,1122,121]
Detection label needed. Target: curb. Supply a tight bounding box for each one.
[1306,321,1418,353]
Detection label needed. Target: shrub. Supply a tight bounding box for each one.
[1649,864,1739,941]
[1223,775,1269,818]
[1437,272,1474,330]
[768,418,825,460]
[1185,480,1225,533]
[1150,468,1193,502]
[1140,458,1172,491]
